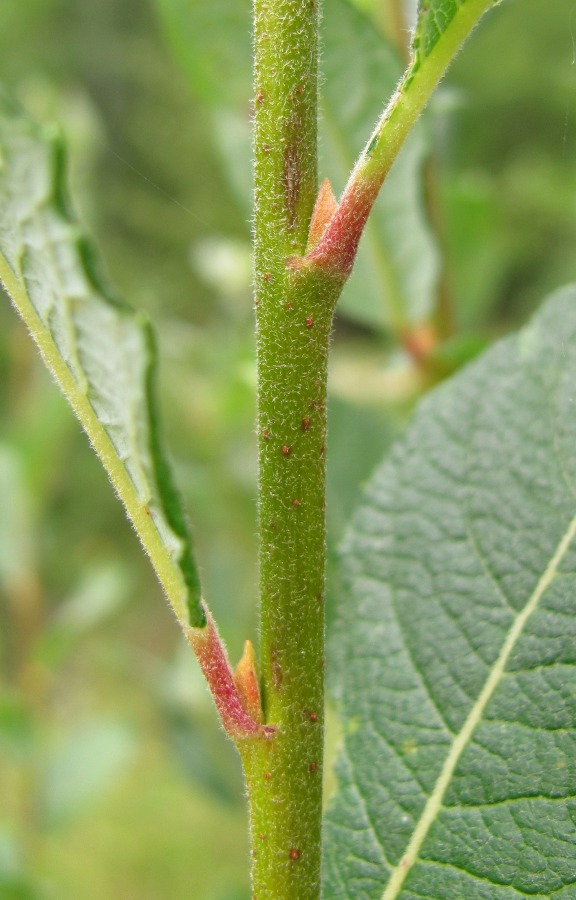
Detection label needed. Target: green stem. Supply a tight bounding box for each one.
[243,0,345,897]
[307,0,497,277]
[241,1,498,895]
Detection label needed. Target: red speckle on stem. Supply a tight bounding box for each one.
[256,90,264,104]
[291,498,301,507]
[281,444,291,456]
[289,848,301,861]
[264,771,271,781]
[301,417,310,431]
[264,272,271,282]
[305,316,314,328]
[309,762,318,773]
[309,711,318,723]
[262,428,269,440]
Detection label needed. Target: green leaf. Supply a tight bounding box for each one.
[155,0,251,107]
[0,90,204,627]
[324,286,576,898]
[410,0,501,83]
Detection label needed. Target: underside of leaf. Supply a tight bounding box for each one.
[0,89,204,628]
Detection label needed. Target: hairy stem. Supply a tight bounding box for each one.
[242,1,499,895]
[243,0,345,897]
[307,0,497,277]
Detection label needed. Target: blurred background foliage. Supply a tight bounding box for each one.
[0,0,574,895]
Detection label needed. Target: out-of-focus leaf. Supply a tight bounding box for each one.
[155,0,253,214]
[0,444,34,585]
[155,645,245,806]
[51,561,132,635]
[0,90,203,627]
[40,719,136,827]
[326,395,399,546]
[0,696,35,756]
[443,171,511,329]
[155,0,251,107]
[35,561,133,668]
[324,286,576,898]
[0,829,42,900]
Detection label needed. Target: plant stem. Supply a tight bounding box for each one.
[243,0,344,896]
[241,1,498,895]
[307,0,497,276]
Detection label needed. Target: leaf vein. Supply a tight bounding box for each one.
[444,792,576,810]
[381,510,576,900]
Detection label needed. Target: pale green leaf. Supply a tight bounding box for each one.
[324,286,576,898]
[0,90,204,627]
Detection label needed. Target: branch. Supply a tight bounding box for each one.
[301,0,499,280]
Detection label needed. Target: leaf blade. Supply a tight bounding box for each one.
[0,90,204,627]
[323,287,576,898]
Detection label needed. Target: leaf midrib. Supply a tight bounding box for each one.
[381,510,576,899]
[0,249,190,626]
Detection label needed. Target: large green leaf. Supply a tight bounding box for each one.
[155,0,438,332]
[323,286,576,898]
[0,91,204,627]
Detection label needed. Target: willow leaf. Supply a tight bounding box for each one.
[324,286,576,898]
[0,91,204,628]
